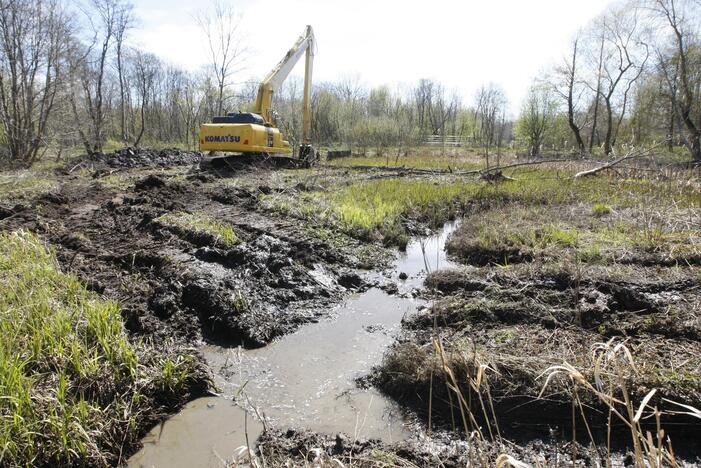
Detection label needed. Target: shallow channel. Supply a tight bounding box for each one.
[129,220,460,467]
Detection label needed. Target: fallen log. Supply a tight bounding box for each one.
[572,143,664,179]
[572,155,642,179]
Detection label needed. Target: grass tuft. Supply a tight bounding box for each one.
[265,178,475,247]
[592,203,613,217]
[157,211,239,247]
[0,230,205,466]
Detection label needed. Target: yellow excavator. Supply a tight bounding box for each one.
[199,25,316,166]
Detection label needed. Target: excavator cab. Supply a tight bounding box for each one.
[199,26,316,167]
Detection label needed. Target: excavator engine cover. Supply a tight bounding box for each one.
[199,114,291,154]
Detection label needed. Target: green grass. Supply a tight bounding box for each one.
[157,211,239,247]
[480,169,701,208]
[326,179,475,246]
[264,178,477,247]
[452,182,699,266]
[0,230,202,466]
[325,154,484,171]
[0,173,58,197]
[265,167,700,251]
[331,179,468,228]
[475,221,579,251]
[541,225,579,247]
[592,203,612,217]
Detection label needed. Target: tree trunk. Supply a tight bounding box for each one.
[567,39,586,156]
[117,42,127,141]
[69,87,92,155]
[603,97,613,156]
[93,37,110,153]
[688,132,700,162]
[668,99,675,151]
[589,26,605,152]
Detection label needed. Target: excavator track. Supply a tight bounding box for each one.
[200,151,316,172]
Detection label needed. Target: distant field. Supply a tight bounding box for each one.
[323,148,500,171]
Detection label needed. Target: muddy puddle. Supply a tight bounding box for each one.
[129,221,460,467]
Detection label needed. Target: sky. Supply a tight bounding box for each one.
[130,0,613,113]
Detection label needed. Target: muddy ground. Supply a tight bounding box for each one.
[372,184,701,463]
[2,148,700,465]
[255,428,606,467]
[2,151,388,349]
[1,149,403,464]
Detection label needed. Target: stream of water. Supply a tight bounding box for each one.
[129,221,460,467]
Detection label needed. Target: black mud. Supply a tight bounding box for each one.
[61,147,202,172]
[256,428,611,467]
[372,263,701,460]
[1,171,374,348]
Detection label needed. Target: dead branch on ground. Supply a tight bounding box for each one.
[572,143,664,179]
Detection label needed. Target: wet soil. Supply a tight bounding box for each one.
[1,169,378,349]
[129,222,461,466]
[373,216,701,461]
[255,428,622,467]
[62,147,202,172]
[1,157,408,464]
[3,152,700,466]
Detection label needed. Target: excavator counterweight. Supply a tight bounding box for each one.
[199,26,315,165]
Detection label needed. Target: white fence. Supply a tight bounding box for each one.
[423,135,465,147]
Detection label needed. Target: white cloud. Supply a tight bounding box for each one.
[131,0,612,111]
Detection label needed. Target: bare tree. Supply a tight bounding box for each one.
[196,0,247,116]
[651,0,701,161]
[413,79,459,154]
[517,83,557,157]
[586,8,649,156]
[414,78,433,135]
[130,49,159,147]
[0,0,70,166]
[609,12,649,152]
[271,77,302,151]
[114,1,134,142]
[589,22,606,152]
[73,0,120,154]
[553,36,587,155]
[475,83,507,167]
[334,74,365,151]
[390,91,417,161]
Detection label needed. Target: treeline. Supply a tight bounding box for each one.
[516,0,701,161]
[0,0,699,167]
[275,78,512,164]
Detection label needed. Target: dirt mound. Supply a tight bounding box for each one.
[1,173,370,349]
[134,174,167,190]
[373,264,701,454]
[0,205,15,220]
[64,147,202,171]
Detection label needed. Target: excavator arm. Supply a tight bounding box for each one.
[255,25,315,146]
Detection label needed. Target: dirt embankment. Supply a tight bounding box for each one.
[372,185,701,461]
[254,428,610,467]
[63,147,203,171]
[2,169,375,349]
[1,150,400,465]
